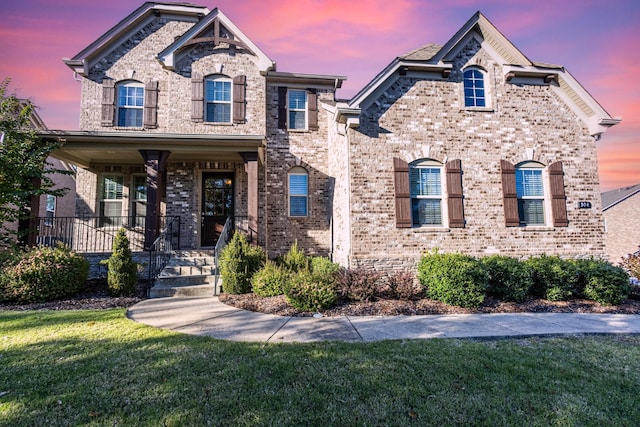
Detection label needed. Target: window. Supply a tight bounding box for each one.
[288,90,307,130]
[516,162,545,225]
[288,167,308,217]
[100,175,123,226]
[44,195,56,226]
[205,76,232,123]
[410,160,443,226]
[463,68,486,107]
[117,81,144,127]
[132,175,147,227]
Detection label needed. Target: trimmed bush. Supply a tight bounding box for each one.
[2,244,89,303]
[101,228,139,297]
[310,256,340,280]
[481,255,533,303]
[219,232,266,294]
[280,241,309,273]
[417,250,487,308]
[284,269,338,312]
[578,260,630,305]
[336,268,382,302]
[251,261,288,297]
[525,255,577,301]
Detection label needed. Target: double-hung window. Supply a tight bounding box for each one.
[463,68,486,107]
[44,195,56,226]
[100,175,124,226]
[288,90,307,130]
[117,81,144,127]
[516,163,545,225]
[288,167,308,217]
[205,76,232,123]
[410,160,443,226]
[132,175,147,227]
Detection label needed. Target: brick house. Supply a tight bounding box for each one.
[602,184,640,264]
[44,2,619,273]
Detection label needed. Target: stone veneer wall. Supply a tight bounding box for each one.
[603,193,640,264]
[340,40,605,272]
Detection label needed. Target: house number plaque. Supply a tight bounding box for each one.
[578,201,592,209]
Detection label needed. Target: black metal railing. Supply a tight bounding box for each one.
[147,216,181,284]
[213,216,233,295]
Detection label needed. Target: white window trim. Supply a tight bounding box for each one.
[117,81,144,128]
[288,168,309,217]
[288,89,307,131]
[410,159,447,227]
[100,174,125,223]
[462,67,491,109]
[204,75,233,123]
[515,162,549,226]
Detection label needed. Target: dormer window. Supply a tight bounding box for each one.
[205,76,232,123]
[463,68,486,108]
[117,81,144,127]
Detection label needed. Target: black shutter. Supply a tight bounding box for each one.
[277,86,287,129]
[307,89,318,131]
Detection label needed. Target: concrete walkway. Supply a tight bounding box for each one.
[127,296,640,343]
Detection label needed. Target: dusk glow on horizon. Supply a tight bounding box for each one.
[1,0,638,191]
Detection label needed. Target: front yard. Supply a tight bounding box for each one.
[1,309,639,426]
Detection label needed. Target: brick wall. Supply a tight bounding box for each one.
[603,194,640,264]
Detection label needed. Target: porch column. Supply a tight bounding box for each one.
[240,152,259,244]
[139,150,171,249]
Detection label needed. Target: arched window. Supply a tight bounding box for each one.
[288,166,308,217]
[463,68,486,107]
[205,75,232,123]
[410,159,443,226]
[515,161,545,225]
[117,80,144,127]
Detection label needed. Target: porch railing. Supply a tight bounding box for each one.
[213,216,233,295]
[147,216,181,284]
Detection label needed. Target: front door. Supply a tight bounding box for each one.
[201,172,234,247]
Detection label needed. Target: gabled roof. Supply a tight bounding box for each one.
[158,8,274,72]
[64,2,209,77]
[602,184,640,211]
[346,11,620,137]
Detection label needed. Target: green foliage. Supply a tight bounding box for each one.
[577,260,631,306]
[622,247,640,280]
[336,268,382,302]
[525,255,577,301]
[284,269,338,312]
[481,255,533,303]
[101,228,139,297]
[417,250,487,308]
[310,256,340,281]
[251,261,288,297]
[0,79,71,246]
[219,232,266,294]
[0,244,88,303]
[280,241,309,272]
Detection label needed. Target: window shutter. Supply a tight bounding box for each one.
[143,81,159,129]
[549,161,569,227]
[233,75,246,124]
[393,158,412,228]
[307,89,318,131]
[277,86,287,129]
[446,159,465,228]
[101,79,115,127]
[501,160,519,227]
[191,74,204,122]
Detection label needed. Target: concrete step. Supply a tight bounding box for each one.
[159,265,216,277]
[149,282,220,298]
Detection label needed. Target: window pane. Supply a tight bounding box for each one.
[410,167,441,196]
[289,173,308,216]
[100,201,122,218]
[516,169,544,197]
[290,196,308,216]
[206,103,231,122]
[518,199,544,225]
[289,174,308,196]
[118,108,143,127]
[102,176,123,200]
[288,90,306,109]
[289,111,306,129]
[206,80,231,102]
[412,199,442,225]
[463,69,486,107]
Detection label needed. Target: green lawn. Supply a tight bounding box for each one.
[1,309,639,426]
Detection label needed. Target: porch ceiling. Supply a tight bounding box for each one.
[39,130,265,168]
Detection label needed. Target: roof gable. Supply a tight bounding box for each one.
[602,184,640,211]
[63,2,209,77]
[158,8,274,72]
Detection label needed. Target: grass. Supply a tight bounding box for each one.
[1,310,639,426]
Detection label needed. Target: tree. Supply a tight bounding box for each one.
[0,78,69,247]
[101,228,140,296]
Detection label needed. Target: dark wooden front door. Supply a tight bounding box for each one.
[201,173,233,247]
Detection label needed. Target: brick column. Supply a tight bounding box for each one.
[139,150,171,249]
[241,152,259,244]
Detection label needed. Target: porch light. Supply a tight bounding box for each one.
[224,179,232,186]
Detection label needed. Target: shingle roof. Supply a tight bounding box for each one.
[601,183,640,211]
[399,43,442,61]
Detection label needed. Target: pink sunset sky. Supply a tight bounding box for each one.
[0,0,638,191]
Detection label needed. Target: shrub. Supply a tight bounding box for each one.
[2,244,89,303]
[525,255,577,301]
[101,228,140,297]
[579,261,630,305]
[219,232,266,294]
[285,269,337,312]
[336,268,382,302]
[481,255,533,303]
[251,261,288,297]
[280,241,309,273]
[310,256,340,280]
[621,247,640,280]
[417,250,487,308]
